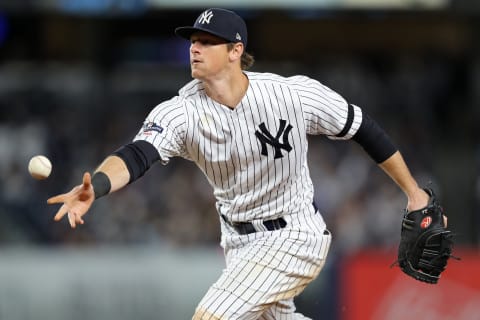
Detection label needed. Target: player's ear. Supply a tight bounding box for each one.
[228,42,244,62]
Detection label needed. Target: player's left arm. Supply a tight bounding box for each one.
[351,112,429,211]
[352,110,453,283]
[378,151,429,211]
[295,77,429,210]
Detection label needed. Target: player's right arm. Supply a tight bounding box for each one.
[46,155,130,228]
[48,140,160,228]
[48,96,186,229]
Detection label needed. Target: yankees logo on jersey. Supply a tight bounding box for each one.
[255,119,293,159]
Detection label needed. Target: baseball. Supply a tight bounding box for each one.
[28,155,52,180]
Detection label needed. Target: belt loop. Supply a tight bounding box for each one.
[312,201,319,213]
[221,214,228,223]
[273,219,279,229]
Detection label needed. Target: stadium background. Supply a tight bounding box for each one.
[0,0,478,319]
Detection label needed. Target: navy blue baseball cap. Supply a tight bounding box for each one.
[175,8,248,47]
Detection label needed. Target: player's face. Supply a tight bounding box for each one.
[189,32,231,80]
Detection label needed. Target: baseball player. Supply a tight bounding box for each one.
[48,8,432,319]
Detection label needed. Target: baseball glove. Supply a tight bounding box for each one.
[394,188,456,284]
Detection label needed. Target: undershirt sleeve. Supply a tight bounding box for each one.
[352,111,398,163]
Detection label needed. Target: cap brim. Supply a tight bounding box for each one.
[174,26,199,40]
[175,26,233,43]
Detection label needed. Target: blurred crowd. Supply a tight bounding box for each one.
[1,50,476,251]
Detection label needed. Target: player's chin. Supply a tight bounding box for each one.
[191,69,204,80]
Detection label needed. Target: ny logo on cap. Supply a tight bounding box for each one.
[198,10,214,24]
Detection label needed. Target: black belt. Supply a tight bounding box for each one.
[222,202,320,235]
[223,215,287,235]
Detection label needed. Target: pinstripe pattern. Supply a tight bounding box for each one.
[134,72,361,223]
[134,71,360,319]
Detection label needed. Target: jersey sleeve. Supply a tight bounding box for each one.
[295,76,363,140]
[133,96,187,165]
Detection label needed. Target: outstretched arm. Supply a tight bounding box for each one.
[94,155,131,194]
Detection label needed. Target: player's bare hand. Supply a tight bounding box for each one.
[47,172,95,228]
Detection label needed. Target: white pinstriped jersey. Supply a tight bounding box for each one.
[134,71,363,224]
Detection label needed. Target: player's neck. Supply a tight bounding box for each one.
[203,70,249,109]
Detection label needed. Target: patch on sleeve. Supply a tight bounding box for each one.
[141,121,164,136]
